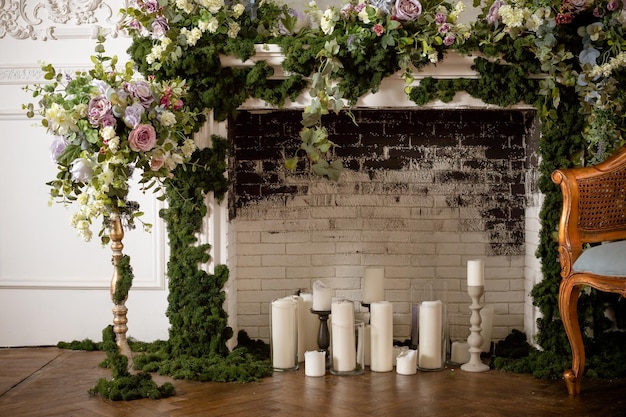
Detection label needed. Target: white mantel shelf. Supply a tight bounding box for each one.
[221,44,531,110]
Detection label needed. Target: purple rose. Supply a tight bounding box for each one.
[435,12,447,24]
[393,0,422,21]
[607,0,619,11]
[70,157,95,182]
[438,23,451,33]
[151,16,169,38]
[87,95,112,127]
[123,103,145,128]
[443,34,456,46]
[49,135,68,162]
[128,123,157,152]
[141,0,159,13]
[125,81,155,109]
[487,0,504,24]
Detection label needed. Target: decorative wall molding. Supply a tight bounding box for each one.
[0,0,127,41]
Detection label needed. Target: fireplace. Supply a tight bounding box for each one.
[207,49,542,347]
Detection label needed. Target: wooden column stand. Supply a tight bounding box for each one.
[461,285,489,373]
[311,309,331,369]
[109,210,133,366]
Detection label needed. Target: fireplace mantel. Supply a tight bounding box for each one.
[220,44,533,110]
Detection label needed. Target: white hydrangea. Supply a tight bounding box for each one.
[46,103,76,135]
[499,5,526,28]
[450,1,465,20]
[182,138,197,158]
[101,125,116,141]
[206,17,219,33]
[159,110,177,127]
[181,27,202,46]
[108,136,120,153]
[227,22,241,38]
[200,0,224,14]
[176,0,194,14]
[232,3,245,19]
[320,9,337,35]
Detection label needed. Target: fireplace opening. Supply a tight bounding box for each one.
[227,108,539,343]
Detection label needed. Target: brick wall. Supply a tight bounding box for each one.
[228,108,538,344]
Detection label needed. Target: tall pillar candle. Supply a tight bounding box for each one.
[289,295,305,362]
[467,259,485,287]
[312,280,332,311]
[370,301,393,372]
[363,267,385,303]
[331,299,356,372]
[271,297,298,370]
[300,291,320,352]
[418,300,443,370]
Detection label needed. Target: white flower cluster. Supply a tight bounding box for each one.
[589,51,626,78]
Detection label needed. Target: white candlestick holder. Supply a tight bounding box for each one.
[461,285,490,373]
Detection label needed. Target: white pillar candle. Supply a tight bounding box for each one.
[418,300,443,370]
[289,295,305,362]
[370,301,393,372]
[450,341,470,364]
[363,267,385,303]
[396,349,417,375]
[331,322,356,372]
[467,259,485,287]
[392,345,408,367]
[312,280,332,311]
[480,305,494,353]
[300,292,320,352]
[331,299,355,325]
[271,298,298,370]
[304,350,326,377]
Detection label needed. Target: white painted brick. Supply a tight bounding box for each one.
[287,242,336,255]
[262,231,310,243]
[238,289,285,303]
[262,254,312,267]
[310,206,358,219]
[238,303,261,315]
[437,242,487,255]
[238,266,285,279]
[362,230,411,242]
[238,231,261,243]
[486,290,525,303]
[287,266,335,279]
[332,218,364,229]
[237,279,261,291]
[311,230,361,242]
[361,254,411,266]
[238,314,269,327]
[312,253,360,266]
[237,242,285,256]
[237,255,261,267]
[383,278,410,290]
[335,265,364,278]
[262,279,311,291]
[335,242,364,254]
[485,279,510,292]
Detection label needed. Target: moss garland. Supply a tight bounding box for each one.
[130,136,273,382]
[112,255,133,305]
[89,326,175,401]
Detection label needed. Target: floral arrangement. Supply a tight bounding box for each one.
[473,0,626,162]
[120,0,469,178]
[24,37,199,243]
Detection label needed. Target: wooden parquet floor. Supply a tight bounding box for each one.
[1,347,625,417]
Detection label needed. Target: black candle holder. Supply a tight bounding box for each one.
[310,309,331,369]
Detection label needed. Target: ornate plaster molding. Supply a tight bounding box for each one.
[0,0,128,41]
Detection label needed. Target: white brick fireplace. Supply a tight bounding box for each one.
[203,47,543,349]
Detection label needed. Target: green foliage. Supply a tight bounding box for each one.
[128,136,272,382]
[112,255,133,305]
[57,338,101,351]
[89,326,175,401]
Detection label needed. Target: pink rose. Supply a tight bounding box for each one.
[126,81,155,109]
[128,124,157,152]
[87,95,112,127]
[394,0,422,21]
[150,155,165,171]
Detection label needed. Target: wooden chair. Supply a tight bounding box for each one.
[551,146,626,395]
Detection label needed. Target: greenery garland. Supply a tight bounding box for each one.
[131,136,273,382]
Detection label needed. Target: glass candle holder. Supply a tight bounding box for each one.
[331,320,365,375]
